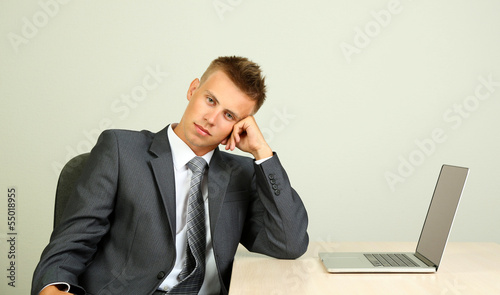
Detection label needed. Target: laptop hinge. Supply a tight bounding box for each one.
[415,252,437,268]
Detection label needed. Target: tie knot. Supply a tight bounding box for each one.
[187,157,207,174]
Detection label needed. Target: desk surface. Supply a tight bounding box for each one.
[229,242,500,295]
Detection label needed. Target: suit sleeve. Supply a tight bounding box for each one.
[240,153,309,259]
[31,130,120,295]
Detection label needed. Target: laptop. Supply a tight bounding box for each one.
[319,164,469,273]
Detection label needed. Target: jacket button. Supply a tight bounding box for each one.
[268,174,275,180]
[274,189,280,196]
[157,271,166,279]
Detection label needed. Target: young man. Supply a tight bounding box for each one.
[32,56,309,295]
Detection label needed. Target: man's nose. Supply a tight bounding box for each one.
[204,109,219,124]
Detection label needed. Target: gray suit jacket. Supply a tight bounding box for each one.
[32,126,308,295]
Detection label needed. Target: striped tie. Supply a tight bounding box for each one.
[169,157,207,294]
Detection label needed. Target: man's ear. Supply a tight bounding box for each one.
[187,78,200,101]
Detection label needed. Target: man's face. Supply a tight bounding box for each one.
[175,70,256,156]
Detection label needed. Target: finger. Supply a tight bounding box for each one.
[224,134,234,150]
[229,133,236,151]
[232,124,242,143]
[228,124,244,151]
[224,138,232,150]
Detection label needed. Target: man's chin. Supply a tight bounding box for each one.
[186,137,221,153]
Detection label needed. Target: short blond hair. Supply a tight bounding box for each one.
[200,56,266,112]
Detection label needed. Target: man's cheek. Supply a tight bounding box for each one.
[223,122,236,136]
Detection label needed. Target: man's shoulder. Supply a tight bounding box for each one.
[217,149,256,174]
[99,128,161,144]
[102,128,156,138]
[218,149,253,163]
[98,128,164,153]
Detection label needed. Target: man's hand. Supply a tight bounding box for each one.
[221,116,273,160]
[40,285,73,295]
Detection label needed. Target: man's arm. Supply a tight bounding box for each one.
[222,116,309,258]
[32,131,120,295]
[244,153,309,258]
[39,285,73,295]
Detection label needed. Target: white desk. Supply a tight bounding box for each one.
[229,242,500,295]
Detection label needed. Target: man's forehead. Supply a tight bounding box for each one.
[200,72,256,116]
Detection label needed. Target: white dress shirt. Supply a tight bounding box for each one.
[158,125,219,294]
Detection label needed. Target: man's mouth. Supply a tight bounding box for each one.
[194,123,211,136]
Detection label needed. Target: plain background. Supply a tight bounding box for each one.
[1,1,499,293]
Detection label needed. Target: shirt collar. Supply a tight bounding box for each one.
[167,124,214,170]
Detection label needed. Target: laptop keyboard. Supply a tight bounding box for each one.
[364,253,420,267]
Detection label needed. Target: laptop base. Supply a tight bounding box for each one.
[319,252,436,273]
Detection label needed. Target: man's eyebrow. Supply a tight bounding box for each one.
[205,90,242,120]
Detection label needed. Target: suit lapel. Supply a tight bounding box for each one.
[149,126,177,240]
[207,149,231,234]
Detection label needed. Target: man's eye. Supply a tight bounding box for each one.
[225,112,234,120]
[207,97,215,104]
